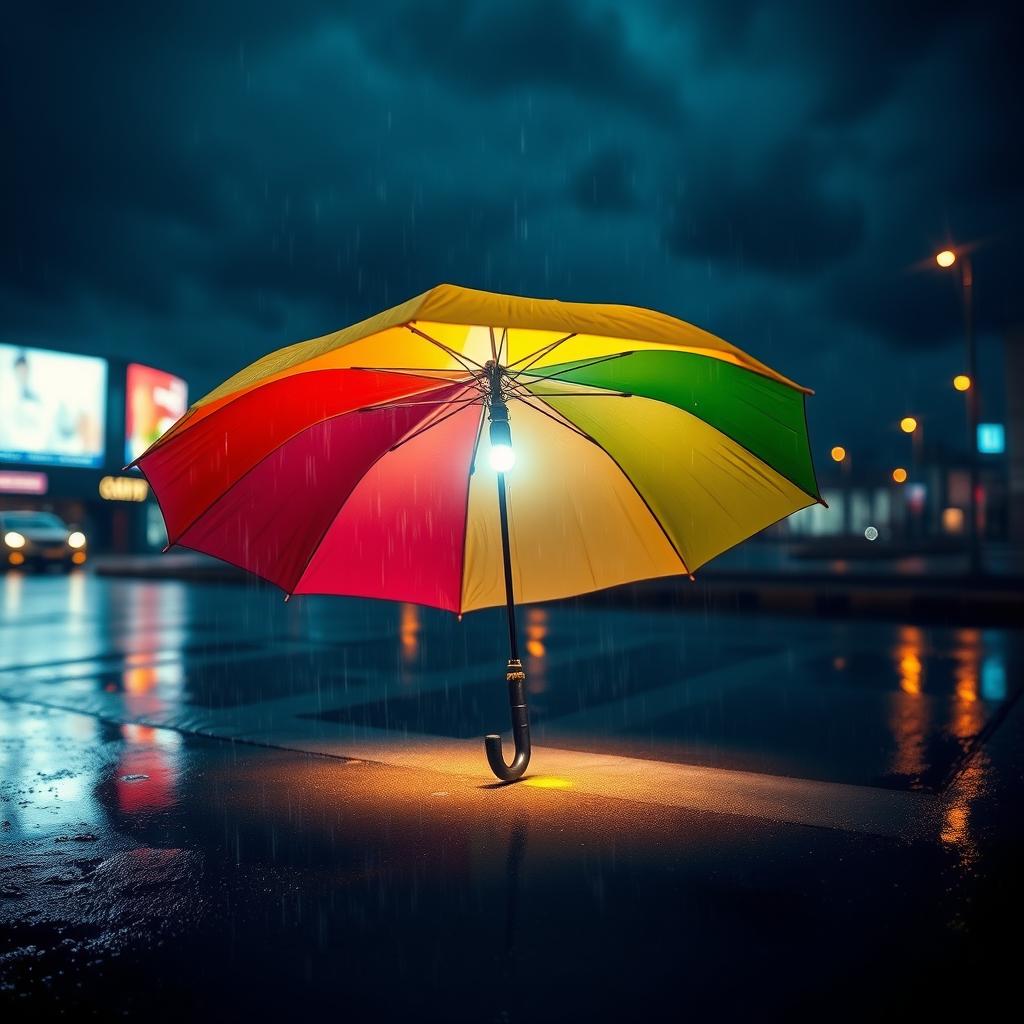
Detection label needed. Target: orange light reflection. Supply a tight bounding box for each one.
[888,626,928,782]
[525,608,548,694]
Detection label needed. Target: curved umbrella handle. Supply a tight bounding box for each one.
[484,660,531,782]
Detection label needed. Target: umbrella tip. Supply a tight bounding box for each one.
[284,593,292,603]
[161,544,171,554]
[688,573,696,582]
[818,497,830,509]
[457,613,463,622]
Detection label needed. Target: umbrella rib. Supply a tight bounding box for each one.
[501,376,631,402]
[505,332,577,372]
[524,390,632,398]
[510,349,636,384]
[356,394,483,412]
[455,405,487,617]
[508,394,604,447]
[405,324,487,374]
[354,363,487,400]
[526,394,694,578]
[349,365,472,382]
[674,405,824,505]
[386,386,480,453]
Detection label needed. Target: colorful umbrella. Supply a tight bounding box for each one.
[136,284,823,781]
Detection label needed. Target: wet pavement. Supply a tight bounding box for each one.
[2,571,1023,1019]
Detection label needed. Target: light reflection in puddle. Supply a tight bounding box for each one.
[3,569,23,616]
[0,708,105,840]
[116,723,181,813]
[889,626,928,782]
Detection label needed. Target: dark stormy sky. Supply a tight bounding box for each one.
[3,2,1021,473]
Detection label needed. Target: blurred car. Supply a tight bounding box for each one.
[1,510,87,571]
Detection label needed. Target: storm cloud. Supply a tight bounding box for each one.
[2,0,1020,461]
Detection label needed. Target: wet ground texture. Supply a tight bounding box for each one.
[2,572,1024,1020]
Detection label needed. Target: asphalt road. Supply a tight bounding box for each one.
[2,571,1023,1020]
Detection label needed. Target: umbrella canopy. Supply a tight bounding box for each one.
[137,283,822,615]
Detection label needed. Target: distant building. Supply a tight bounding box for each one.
[1007,328,1024,545]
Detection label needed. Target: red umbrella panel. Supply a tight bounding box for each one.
[139,369,483,612]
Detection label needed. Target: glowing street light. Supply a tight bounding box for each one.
[892,467,908,484]
[830,446,851,535]
[933,243,982,573]
[899,416,918,434]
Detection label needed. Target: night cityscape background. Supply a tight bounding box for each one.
[2,3,1022,1021]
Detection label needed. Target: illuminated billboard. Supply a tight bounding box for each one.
[125,363,188,464]
[0,344,107,468]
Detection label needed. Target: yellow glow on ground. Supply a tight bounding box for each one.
[523,776,573,790]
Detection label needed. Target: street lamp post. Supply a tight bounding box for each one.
[936,249,982,575]
[830,446,850,534]
[900,415,922,465]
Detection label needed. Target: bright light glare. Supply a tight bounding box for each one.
[489,444,516,472]
[3,531,25,549]
[892,467,908,484]
[864,526,879,541]
[67,531,86,549]
[830,446,846,463]
[953,374,971,392]
[900,417,917,434]
[936,249,956,268]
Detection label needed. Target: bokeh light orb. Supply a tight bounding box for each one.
[892,467,908,484]
[899,417,917,434]
[936,249,956,268]
[953,374,971,392]
[830,446,846,463]
[864,526,879,541]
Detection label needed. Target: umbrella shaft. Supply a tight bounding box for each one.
[496,470,519,661]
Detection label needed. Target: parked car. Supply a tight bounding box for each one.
[1,510,87,571]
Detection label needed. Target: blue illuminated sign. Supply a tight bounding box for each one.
[977,423,1005,455]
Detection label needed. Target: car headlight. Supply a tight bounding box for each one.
[3,531,25,549]
[67,531,86,549]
